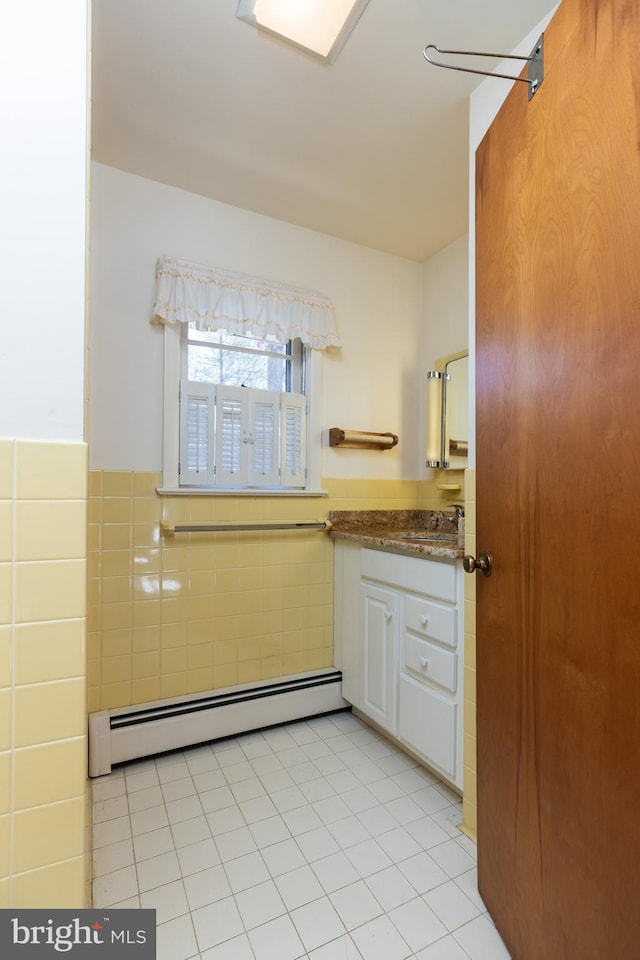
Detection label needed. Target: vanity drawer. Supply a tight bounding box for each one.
[360,548,457,602]
[403,633,457,692]
[403,594,457,648]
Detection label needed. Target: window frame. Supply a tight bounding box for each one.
[161,323,323,494]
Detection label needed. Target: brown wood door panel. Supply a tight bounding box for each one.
[475,0,640,957]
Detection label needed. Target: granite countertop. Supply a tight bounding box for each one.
[328,509,464,560]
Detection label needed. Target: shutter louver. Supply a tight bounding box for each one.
[215,385,248,486]
[179,381,215,486]
[281,393,306,487]
[188,398,208,471]
[222,401,242,474]
[249,391,279,486]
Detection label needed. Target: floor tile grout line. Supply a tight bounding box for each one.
[92,714,506,958]
[135,751,203,953]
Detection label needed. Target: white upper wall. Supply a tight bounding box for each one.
[89,163,423,478]
[421,235,469,364]
[0,1,88,442]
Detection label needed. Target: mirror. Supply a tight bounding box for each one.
[426,350,468,469]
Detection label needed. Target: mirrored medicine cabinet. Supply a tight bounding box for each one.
[426,350,469,469]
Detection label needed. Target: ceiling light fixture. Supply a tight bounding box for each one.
[236,0,370,63]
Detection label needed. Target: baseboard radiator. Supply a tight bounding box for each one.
[88,668,348,777]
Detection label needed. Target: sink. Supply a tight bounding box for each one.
[392,531,458,544]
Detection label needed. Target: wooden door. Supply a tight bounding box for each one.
[475,0,640,957]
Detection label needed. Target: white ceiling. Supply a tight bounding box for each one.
[91,0,557,262]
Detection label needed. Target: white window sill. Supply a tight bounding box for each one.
[156,487,328,497]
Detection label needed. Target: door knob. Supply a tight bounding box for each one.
[463,552,493,577]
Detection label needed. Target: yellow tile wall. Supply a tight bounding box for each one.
[0,439,88,908]
[462,468,477,839]
[88,472,461,713]
[88,469,475,836]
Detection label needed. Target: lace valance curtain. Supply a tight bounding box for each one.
[151,256,341,351]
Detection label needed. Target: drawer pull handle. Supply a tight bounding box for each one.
[419,657,430,669]
[385,610,393,621]
[419,615,430,626]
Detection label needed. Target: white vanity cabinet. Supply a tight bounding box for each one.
[334,540,464,789]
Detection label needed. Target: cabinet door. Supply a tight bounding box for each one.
[361,582,397,734]
[398,674,458,782]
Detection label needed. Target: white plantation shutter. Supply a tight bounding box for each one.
[248,391,279,486]
[179,381,215,485]
[178,384,307,489]
[215,385,248,487]
[281,393,306,487]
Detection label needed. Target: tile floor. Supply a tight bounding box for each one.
[91,711,511,960]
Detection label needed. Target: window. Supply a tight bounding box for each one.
[176,327,308,490]
[154,256,337,494]
[186,328,302,391]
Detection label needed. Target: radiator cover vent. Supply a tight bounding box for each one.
[89,669,347,776]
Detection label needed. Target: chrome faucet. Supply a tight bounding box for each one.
[448,503,465,519]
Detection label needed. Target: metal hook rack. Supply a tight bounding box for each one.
[423,34,544,101]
